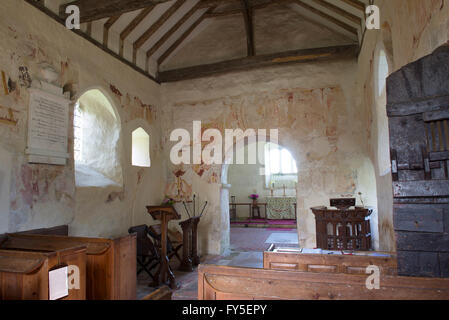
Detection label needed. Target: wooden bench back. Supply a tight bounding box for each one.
[0,250,51,300]
[264,247,397,275]
[3,233,136,300]
[198,264,449,300]
[0,243,87,300]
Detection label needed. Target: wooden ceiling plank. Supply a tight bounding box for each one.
[134,0,187,52]
[337,0,365,11]
[205,9,242,18]
[60,0,173,23]
[158,44,358,82]
[294,0,358,35]
[204,2,275,18]
[240,0,255,57]
[157,7,216,66]
[198,0,240,8]
[120,6,156,56]
[146,2,202,58]
[311,0,361,25]
[103,15,122,46]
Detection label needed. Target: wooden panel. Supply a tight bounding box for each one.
[0,235,88,300]
[393,180,449,197]
[159,45,358,82]
[308,265,337,273]
[397,251,441,277]
[59,247,87,300]
[198,264,449,300]
[15,225,69,236]
[394,206,444,233]
[0,250,53,300]
[423,109,449,122]
[5,233,136,300]
[269,263,298,270]
[60,0,172,23]
[396,232,449,252]
[263,249,398,275]
[113,234,137,300]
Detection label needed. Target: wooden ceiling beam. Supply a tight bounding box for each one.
[205,9,242,18]
[25,0,159,84]
[240,0,255,57]
[158,44,358,82]
[103,15,122,46]
[311,0,361,25]
[146,2,202,58]
[293,0,358,35]
[337,0,365,11]
[204,1,275,18]
[157,7,216,66]
[133,0,186,63]
[60,0,172,23]
[198,0,240,8]
[120,6,156,56]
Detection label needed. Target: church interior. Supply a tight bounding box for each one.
[0,0,449,300]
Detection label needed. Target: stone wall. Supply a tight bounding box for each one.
[161,58,379,255]
[0,0,165,238]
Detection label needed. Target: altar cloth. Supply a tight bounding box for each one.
[266,197,296,219]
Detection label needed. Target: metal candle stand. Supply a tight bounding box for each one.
[179,194,207,272]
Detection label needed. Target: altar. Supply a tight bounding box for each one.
[266,197,296,220]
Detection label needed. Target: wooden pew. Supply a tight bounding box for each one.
[15,225,69,236]
[0,244,87,300]
[3,233,136,300]
[264,246,397,275]
[0,250,51,300]
[198,264,449,300]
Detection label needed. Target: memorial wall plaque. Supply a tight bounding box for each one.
[26,87,70,165]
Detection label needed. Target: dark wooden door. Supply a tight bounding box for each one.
[387,44,449,277]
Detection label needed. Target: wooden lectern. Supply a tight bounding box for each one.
[178,216,201,272]
[146,205,181,289]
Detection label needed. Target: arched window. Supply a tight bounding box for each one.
[377,50,389,97]
[264,143,298,188]
[74,89,123,187]
[375,48,391,176]
[132,127,151,167]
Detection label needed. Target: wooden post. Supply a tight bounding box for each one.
[179,219,193,272]
[191,217,200,266]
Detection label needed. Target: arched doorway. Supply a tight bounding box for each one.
[220,138,299,262]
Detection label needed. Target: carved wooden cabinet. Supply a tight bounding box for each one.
[311,206,372,251]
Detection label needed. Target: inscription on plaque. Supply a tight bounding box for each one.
[26,88,70,165]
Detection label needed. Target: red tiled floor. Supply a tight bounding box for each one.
[230,227,297,251]
[137,227,299,300]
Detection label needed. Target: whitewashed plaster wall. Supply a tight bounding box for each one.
[161,57,379,254]
[0,145,12,234]
[356,0,449,252]
[0,0,165,238]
